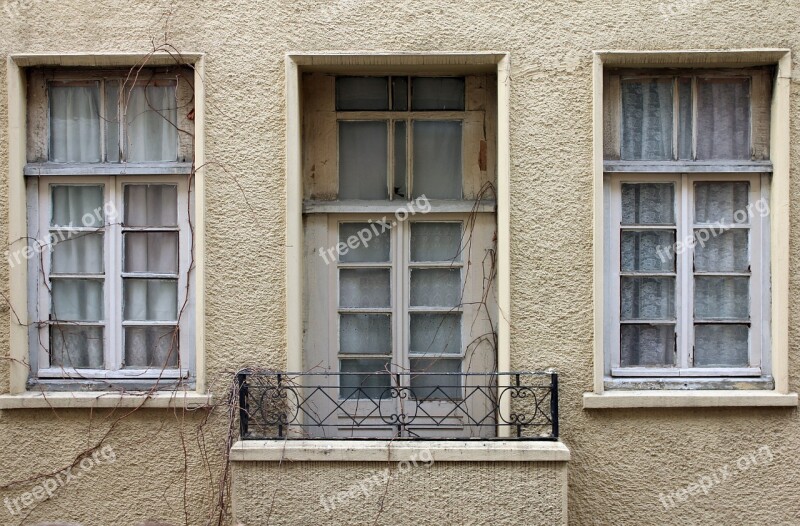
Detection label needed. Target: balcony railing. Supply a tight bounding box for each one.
[237,370,558,440]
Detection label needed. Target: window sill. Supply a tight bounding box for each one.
[24,162,194,176]
[583,390,798,409]
[230,440,570,463]
[0,390,213,410]
[602,160,773,173]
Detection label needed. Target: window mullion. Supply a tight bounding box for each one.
[680,173,693,369]
[395,220,408,380]
[108,177,122,370]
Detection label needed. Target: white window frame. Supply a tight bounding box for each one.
[31,174,194,380]
[606,172,770,378]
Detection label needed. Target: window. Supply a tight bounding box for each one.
[302,73,498,436]
[25,68,195,386]
[603,67,773,388]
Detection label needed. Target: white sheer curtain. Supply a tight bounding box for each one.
[696,79,751,160]
[412,120,462,199]
[125,85,179,162]
[49,85,101,163]
[621,79,674,160]
[124,326,178,368]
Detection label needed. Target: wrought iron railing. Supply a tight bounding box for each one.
[237,370,558,440]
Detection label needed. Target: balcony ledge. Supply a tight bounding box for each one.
[583,390,798,409]
[230,439,570,463]
[0,391,213,410]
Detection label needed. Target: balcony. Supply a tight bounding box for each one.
[237,370,558,440]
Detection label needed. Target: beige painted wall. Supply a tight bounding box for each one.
[0,0,799,525]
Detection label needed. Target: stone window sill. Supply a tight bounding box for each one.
[583,390,798,409]
[230,440,571,463]
[0,391,213,410]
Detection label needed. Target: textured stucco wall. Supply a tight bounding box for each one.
[233,460,567,525]
[0,0,800,525]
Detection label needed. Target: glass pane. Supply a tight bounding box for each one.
[410,359,461,400]
[411,77,465,110]
[339,269,390,308]
[620,230,675,272]
[105,81,120,163]
[125,85,179,162]
[338,223,390,263]
[621,78,673,160]
[50,325,104,369]
[124,326,179,368]
[412,120,462,199]
[392,77,408,111]
[678,78,692,160]
[621,183,675,225]
[339,359,391,399]
[51,185,104,227]
[51,279,103,321]
[411,222,462,262]
[694,182,749,224]
[124,232,179,273]
[335,77,389,111]
[620,324,675,367]
[694,324,749,367]
[51,233,104,275]
[339,314,391,355]
[410,268,461,307]
[338,121,388,200]
[49,84,101,163]
[124,185,178,227]
[694,229,749,272]
[694,276,749,320]
[696,78,751,160]
[620,277,675,320]
[410,313,462,355]
[123,279,178,321]
[394,121,407,198]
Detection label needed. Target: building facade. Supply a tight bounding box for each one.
[0,1,799,524]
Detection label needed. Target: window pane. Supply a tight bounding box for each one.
[49,84,101,162]
[51,279,103,321]
[338,223,390,263]
[339,359,391,399]
[694,324,749,367]
[105,81,120,162]
[338,121,388,200]
[696,78,751,160]
[394,121,407,198]
[620,324,675,367]
[411,77,465,110]
[339,269,390,308]
[50,325,104,369]
[123,279,178,321]
[410,313,462,355]
[51,233,104,274]
[52,185,104,227]
[392,77,408,111]
[694,182,749,224]
[410,268,461,307]
[694,276,749,320]
[124,185,178,227]
[124,326,178,368]
[412,120,462,199]
[621,78,673,160]
[621,183,675,225]
[336,77,389,111]
[411,222,462,262]
[124,232,179,274]
[620,277,675,320]
[410,359,461,400]
[620,230,675,272]
[340,314,391,355]
[694,229,749,272]
[678,78,692,160]
[125,85,178,162]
